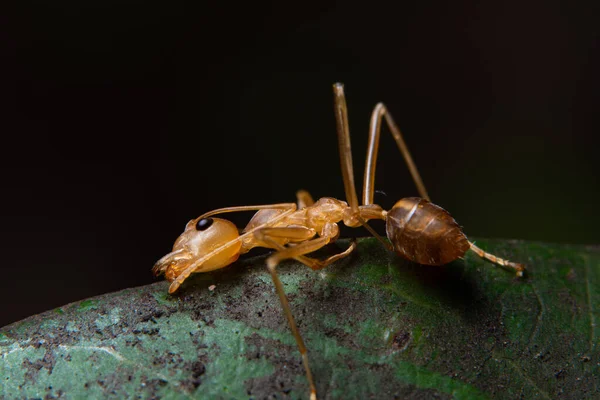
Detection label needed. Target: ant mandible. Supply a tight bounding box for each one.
[153,83,526,400]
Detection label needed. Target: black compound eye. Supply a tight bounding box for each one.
[196,217,214,231]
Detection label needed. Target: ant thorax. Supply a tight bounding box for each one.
[305,197,348,231]
[243,197,347,241]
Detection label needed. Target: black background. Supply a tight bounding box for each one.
[3,1,599,327]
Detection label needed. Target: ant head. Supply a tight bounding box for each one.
[152,217,242,282]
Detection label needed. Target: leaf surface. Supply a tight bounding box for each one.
[1,238,599,399]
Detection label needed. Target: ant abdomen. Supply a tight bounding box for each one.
[386,197,470,266]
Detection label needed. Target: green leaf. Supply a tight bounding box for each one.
[1,238,599,399]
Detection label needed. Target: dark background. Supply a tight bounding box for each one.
[2,1,599,327]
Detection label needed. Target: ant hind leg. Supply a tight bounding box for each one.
[469,241,526,277]
[363,103,430,203]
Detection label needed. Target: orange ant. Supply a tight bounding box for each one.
[153,83,526,400]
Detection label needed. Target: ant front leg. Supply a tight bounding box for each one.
[254,226,356,400]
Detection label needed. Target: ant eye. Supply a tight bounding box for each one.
[196,218,214,231]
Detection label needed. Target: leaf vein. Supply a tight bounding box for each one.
[526,284,544,351]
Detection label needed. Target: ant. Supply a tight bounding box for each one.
[153,83,526,400]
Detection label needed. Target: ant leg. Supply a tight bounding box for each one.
[363,103,430,204]
[469,241,526,277]
[259,235,332,400]
[333,84,391,250]
[296,190,315,209]
[333,83,360,213]
[272,238,357,270]
[267,256,318,400]
[253,228,356,400]
[305,239,357,270]
[255,227,356,270]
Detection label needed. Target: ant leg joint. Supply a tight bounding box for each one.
[266,257,277,271]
